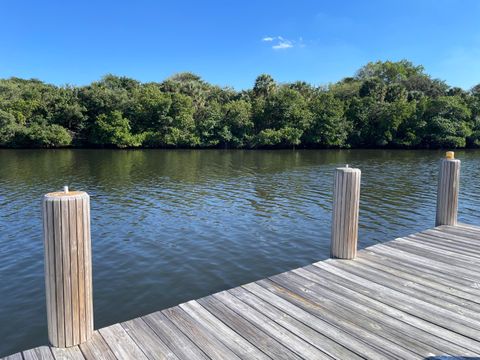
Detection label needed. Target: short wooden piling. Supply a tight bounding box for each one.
[436,151,461,226]
[331,166,361,259]
[42,188,93,348]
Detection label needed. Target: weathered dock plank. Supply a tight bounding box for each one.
[4,223,480,359]
[121,318,179,360]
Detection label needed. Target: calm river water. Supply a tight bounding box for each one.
[0,149,479,356]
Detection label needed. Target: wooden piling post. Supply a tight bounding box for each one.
[42,188,93,348]
[331,166,361,259]
[436,151,461,226]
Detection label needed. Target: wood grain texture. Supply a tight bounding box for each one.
[162,306,241,360]
[122,318,180,360]
[436,158,460,226]
[79,332,116,360]
[294,266,480,354]
[179,300,269,360]
[2,354,23,360]
[143,311,208,360]
[7,223,480,360]
[198,295,302,360]
[331,167,361,259]
[261,276,452,357]
[99,323,148,360]
[23,347,55,360]
[43,192,93,348]
[51,346,85,360]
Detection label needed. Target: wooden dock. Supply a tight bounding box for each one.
[5,222,480,359]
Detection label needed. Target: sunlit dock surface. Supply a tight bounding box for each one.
[4,223,480,359]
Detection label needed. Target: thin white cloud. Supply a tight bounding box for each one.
[272,41,293,50]
[261,36,301,50]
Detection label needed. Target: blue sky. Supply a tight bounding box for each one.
[1,0,479,89]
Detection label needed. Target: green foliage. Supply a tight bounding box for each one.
[253,74,276,98]
[304,93,349,147]
[256,127,303,147]
[89,111,142,148]
[356,60,425,83]
[422,96,472,148]
[0,60,478,149]
[9,123,72,148]
[0,110,20,145]
[220,100,253,147]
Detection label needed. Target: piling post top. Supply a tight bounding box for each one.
[336,165,361,173]
[443,151,460,163]
[44,188,89,201]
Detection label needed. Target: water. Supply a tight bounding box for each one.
[0,149,479,357]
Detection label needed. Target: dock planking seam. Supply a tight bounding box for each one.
[5,224,480,359]
[263,275,454,357]
[297,266,480,353]
[283,267,480,356]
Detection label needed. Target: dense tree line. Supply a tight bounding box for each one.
[1,60,479,149]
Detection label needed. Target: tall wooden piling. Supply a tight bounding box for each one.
[331,166,361,259]
[42,188,93,348]
[436,151,461,226]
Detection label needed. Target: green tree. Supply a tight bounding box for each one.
[304,93,349,147]
[356,60,425,84]
[131,84,172,132]
[253,74,276,98]
[196,100,222,146]
[422,96,472,148]
[219,100,253,147]
[89,110,141,148]
[0,110,19,145]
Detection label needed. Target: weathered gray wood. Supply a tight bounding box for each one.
[198,295,302,360]
[2,354,23,360]
[68,199,80,346]
[43,191,93,348]
[436,154,460,226]
[376,239,480,278]
[162,306,242,360]
[261,277,455,357]
[79,331,116,360]
[9,223,480,360]
[364,247,477,286]
[99,323,148,359]
[429,226,480,246]
[384,238,480,274]
[143,311,208,360]
[179,300,269,360]
[23,347,55,360]
[456,222,480,232]
[240,283,404,359]
[83,196,94,341]
[213,290,326,360]
[228,286,351,359]
[429,226,480,242]
[396,236,480,264]
[331,257,480,316]
[357,252,480,305]
[411,231,480,256]
[331,166,361,259]
[290,267,480,354]
[368,244,480,285]
[51,346,85,360]
[122,318,179,360]
[315,261,480,336]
